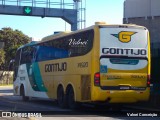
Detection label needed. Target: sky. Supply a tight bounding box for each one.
[0,0,124,41]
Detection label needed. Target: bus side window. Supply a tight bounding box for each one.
[21,46,35,64]
[28,53,33,63]
[32,47,37,62]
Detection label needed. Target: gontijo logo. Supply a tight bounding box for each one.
[111,31,137,43]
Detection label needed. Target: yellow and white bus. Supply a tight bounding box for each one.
[13,22,151,109]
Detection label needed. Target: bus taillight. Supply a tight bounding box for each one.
[94,72,100,86]
[147,75,150,87]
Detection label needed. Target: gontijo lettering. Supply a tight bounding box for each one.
[45,62,67,72]
[102,48,147,56]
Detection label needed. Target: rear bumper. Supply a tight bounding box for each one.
[92,87,150,103]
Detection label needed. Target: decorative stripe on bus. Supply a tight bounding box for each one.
[26,63,47,92]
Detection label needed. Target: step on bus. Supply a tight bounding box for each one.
[13,22,151,109]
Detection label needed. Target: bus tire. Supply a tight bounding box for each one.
[57,86,67,108]
[20,85,29,101]
[67,87,78,109]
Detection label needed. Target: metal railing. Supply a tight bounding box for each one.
[0,0,74,9]
[0,0,86,29]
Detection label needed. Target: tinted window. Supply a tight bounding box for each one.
[36,46,69,62]
[21,46,36,64]
[36,30,94,61]
[18,30,94,63]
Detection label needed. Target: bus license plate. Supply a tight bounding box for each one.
[120,86,130,90]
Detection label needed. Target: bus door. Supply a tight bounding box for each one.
[99,27,149,91]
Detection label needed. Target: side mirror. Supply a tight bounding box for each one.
[9,59,15,71]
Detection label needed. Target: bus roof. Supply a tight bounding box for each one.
[40,23,147,43]
[18,41,38,50]
[41,31,71,42]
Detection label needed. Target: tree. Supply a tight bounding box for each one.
[0,49,5,68]
[0,27,30,70]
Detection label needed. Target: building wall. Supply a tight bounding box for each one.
[124,0,160,18]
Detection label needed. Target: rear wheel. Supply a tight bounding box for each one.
[67,87,78,109]
[57,86,67,108]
